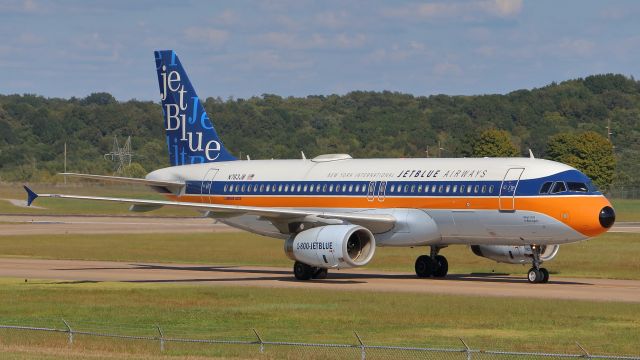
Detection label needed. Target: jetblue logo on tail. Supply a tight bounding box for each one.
[155,50,236,166]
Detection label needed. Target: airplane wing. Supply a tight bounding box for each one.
[60,173,185,194]
[23,186,395,234]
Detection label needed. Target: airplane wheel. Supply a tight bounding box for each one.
[293,261,314,280]
[540,268,550,283]
[312,268,328,280]
[415,255,433,278]
[527,268,542,283]
[433,255,448,278]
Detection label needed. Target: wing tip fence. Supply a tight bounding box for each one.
[0,320,639,359]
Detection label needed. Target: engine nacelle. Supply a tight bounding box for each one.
[470,244,559,264]
[284,225,376,269]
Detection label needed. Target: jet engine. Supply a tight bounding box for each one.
[284,225,375,269]
[470,244,559,264]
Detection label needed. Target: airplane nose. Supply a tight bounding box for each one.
[599,206,616,228]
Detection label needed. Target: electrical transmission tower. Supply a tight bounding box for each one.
[104,136,133,175]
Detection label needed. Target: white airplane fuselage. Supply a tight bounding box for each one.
[147,155,612,246]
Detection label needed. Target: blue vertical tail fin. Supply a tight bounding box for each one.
[154,50,236,166]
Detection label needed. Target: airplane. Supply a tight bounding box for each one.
[24,50,616,284]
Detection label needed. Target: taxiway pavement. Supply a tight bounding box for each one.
[1,258,639,303]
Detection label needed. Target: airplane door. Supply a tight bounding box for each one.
[201,169,219,204]
[499,168,524,211]
[378,181,387,202]
[367,181,377,202]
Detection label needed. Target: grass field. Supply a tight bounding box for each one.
[0,231,638,280]
[610,198,640,222]
[0,278,639,357]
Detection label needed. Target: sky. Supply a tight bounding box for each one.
[1,0,640,101]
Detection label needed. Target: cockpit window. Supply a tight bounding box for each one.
[550,181,566,194]
[567,182,588,192]
[539,182,553,194]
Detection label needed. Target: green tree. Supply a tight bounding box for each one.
[122,162,147,178]
[472,129,520,157]
[546,131,616,191]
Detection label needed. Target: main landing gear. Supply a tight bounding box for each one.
[415,246,448,278]
[293,261,328,281]
[527,245,550,284]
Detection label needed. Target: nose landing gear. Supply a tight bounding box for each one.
[527,245,550,283]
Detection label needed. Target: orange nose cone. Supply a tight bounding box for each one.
[569,196,615,237]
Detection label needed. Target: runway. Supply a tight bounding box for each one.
[0,214,233,235]
[1,258,639,303]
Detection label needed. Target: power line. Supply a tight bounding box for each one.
[104,136,133,175]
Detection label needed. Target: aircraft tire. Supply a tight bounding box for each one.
[293,261,314,280]
[415,255,434,278]
[433,255,448,278]
[527,268,542,283]
[312,268,328,280]
[540,268,550,283]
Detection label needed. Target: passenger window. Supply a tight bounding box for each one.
[445,185,450,193]
[355,184,360,192]
[417,185,423,192]
[438,185,443,193]
[266,184,271,192]
[296,184,301,192]
[390,185,395,192]
[223,184,228,192]
[567,182,588,192]
[481,185,486,194]
[489,185,494,193]
[278,184,283,192]
[452,185,458,193]
[349,184,353,192]
[285,184,290,192]
[431,184,437,192]
[460,185,465,193]
[241,184,246,192]
[411,185,416,193]
[303,184,308,192]
[260,184,265,192]
[539,182,553,194]
[322,184,327,192]
[329,184,334,192]
[474,185,479,193]
[467,185,472,194]
[550,182,566,194]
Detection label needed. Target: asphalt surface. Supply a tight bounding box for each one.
[1,258,639,303]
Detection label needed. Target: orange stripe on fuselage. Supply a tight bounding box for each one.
[168,194,611,238]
